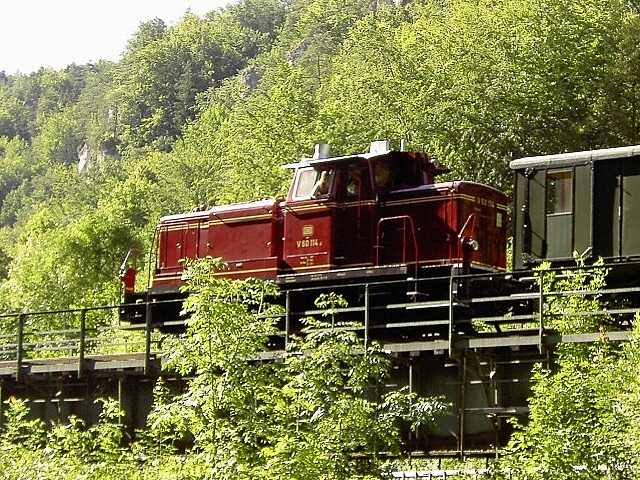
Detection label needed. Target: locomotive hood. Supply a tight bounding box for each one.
[160,199,276,224]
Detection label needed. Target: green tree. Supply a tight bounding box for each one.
[160,258,447,479]
[32,106,83,164]
[318,0,640,192]
[0,136,34,218]
[112,7,288,152]
[496,265,638,478]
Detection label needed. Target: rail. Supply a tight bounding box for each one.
[0,302,164,379]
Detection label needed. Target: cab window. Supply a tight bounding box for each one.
[343,164,372,200]
[373,157,425,191]
[293,167,335,200]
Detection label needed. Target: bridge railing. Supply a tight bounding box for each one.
[0,303,167,380]
[280,262,640,356]
[0,262,638,378]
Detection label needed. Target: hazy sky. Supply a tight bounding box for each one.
[0,0,234,74]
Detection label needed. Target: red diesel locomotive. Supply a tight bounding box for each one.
[120,141,507,324]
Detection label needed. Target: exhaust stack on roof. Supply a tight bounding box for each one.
[369,140,390,155]
[313,143,331,159]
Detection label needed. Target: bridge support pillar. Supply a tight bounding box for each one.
[457,351,467,459]
[56,377,65,423]
[0,381,3,432]
[117,376,125,428]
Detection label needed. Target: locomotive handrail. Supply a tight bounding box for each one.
[456,214,477,263]
[457,214,476,240]
[147,226,160,290]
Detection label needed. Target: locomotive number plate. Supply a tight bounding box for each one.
[297,238,321,248]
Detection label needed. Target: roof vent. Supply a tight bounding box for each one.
[313,143,331,159]
[369,140,390,155]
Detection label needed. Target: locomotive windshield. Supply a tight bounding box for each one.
[293,167,335,199]
[344,163,373,200]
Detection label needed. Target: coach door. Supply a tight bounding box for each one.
[515,168,546,266]
[334,162,376,267]
[592,158,640,259]
[617,160,640,257]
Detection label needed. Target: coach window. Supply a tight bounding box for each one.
[293,167,335,200]
[546,170,573,214]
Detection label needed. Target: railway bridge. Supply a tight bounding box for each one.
[0,265,635,457]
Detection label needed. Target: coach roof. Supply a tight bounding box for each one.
[510,144,640,170]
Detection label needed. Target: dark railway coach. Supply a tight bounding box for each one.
[511,144,640,269]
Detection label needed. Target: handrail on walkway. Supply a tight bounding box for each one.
[0,301,168,380]
[0,263,637,378]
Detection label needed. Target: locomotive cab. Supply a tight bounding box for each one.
[279,141,506,281]
[281,141,436,274]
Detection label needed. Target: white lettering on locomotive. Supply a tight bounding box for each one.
[296,238,320,248]
[299,255,315,266]
[475,197,495,208]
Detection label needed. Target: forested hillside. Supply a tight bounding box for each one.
[2,0,640,478]
[1,0,640,314]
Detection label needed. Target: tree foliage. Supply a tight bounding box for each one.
[153,258,448,479]
[0,259,447,479]
[495,265,640,478]
[1,0,640,473]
